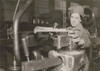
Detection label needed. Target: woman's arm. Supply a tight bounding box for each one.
[80,30,91,48]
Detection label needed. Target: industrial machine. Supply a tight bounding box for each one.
[22,50,85,71]
[12,0,98,71]
[13,25,86,71]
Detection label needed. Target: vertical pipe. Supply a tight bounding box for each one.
[13,0,33,61]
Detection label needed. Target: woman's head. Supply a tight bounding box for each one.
[68,5,85,27]
[70,13,82,27]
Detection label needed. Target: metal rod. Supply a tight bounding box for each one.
[13,0,33,61]
[13,0,21,21]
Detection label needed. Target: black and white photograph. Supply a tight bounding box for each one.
[0,0,100,71]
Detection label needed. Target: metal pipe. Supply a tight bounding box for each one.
[13,0,21,21]
[13,0,33,61]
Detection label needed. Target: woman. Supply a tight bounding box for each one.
[67,5,91,71]
[49,5,91,71]
[67,5,91,50]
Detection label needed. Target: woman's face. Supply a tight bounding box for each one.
[70,13,81,27]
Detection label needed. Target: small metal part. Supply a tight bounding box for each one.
[9,57,20,71]
[32,51,38,60]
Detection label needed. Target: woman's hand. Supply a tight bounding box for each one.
[78,39,85,46]
[72,37,85,45]
[71,37,85,49]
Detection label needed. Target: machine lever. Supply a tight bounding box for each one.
[22,38,30,62]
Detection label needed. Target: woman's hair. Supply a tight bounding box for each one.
[80,15,87,27]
